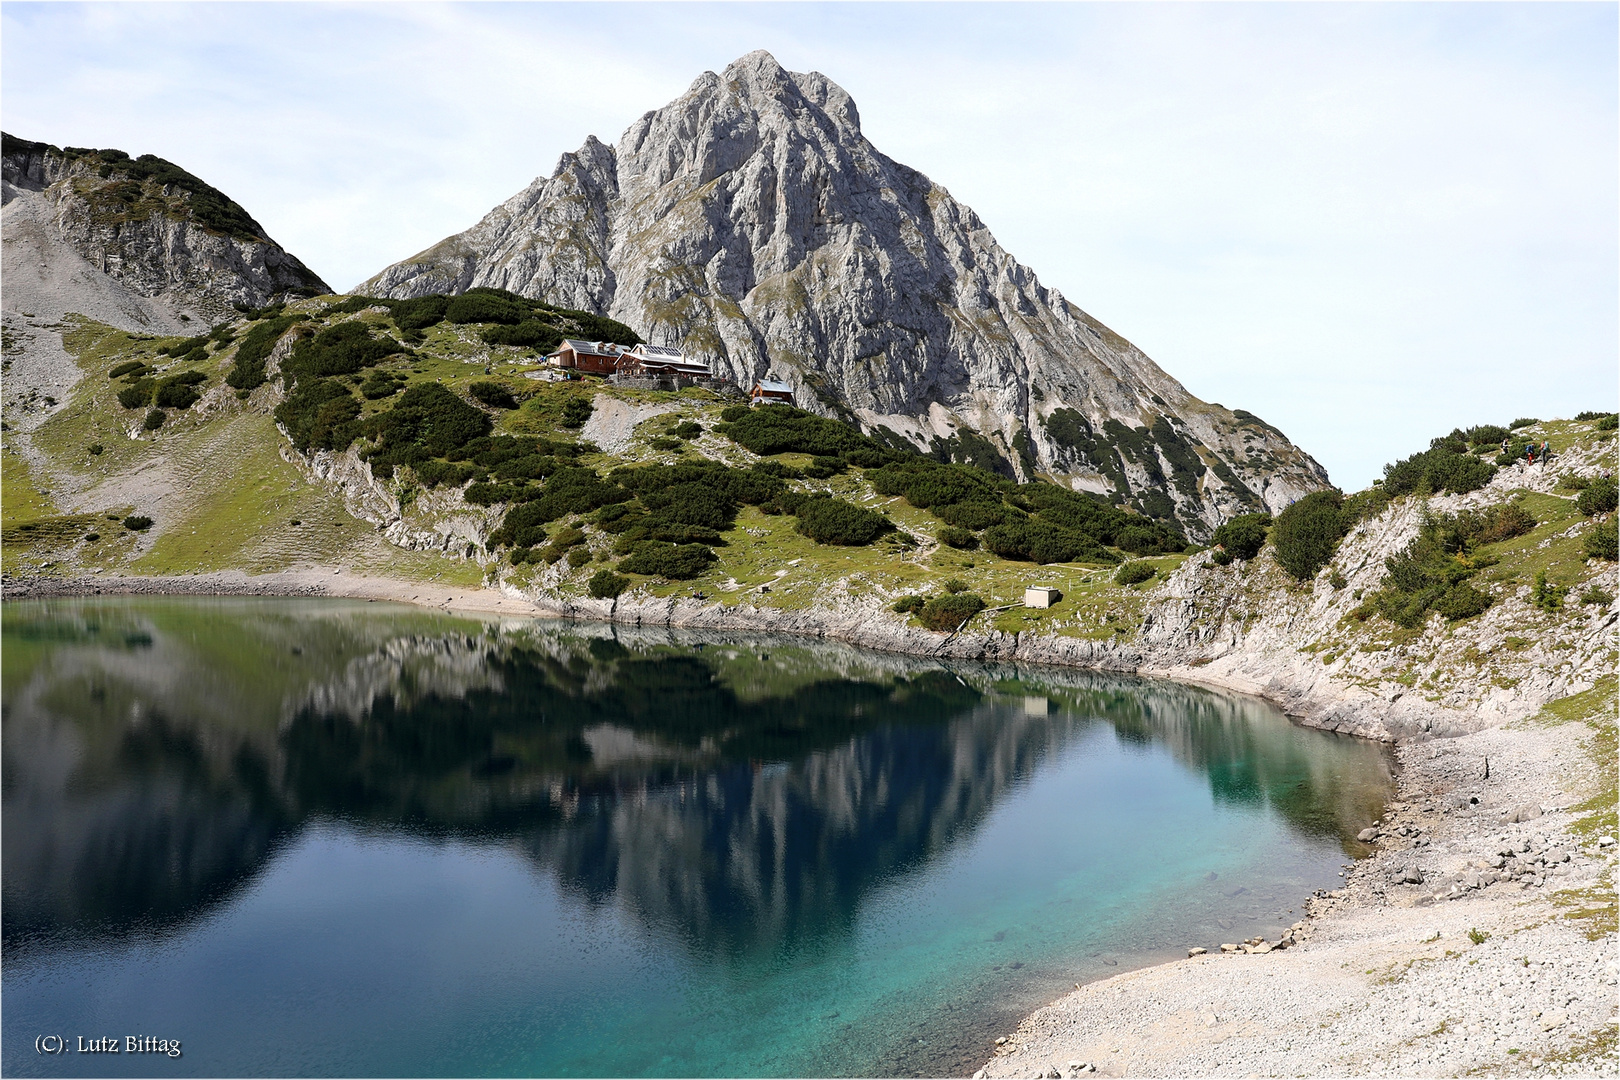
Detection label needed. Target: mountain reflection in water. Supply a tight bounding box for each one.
[3,598,1393,972]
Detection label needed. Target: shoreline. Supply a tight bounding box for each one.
[0,567,1484,745]
[6,571,1615,1076]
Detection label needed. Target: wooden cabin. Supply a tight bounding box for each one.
[619,344,711,379]
[549,339,630,375]
[751,379,795,406]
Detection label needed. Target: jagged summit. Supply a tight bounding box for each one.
[360,51,1329,535]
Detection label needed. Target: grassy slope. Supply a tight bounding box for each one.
[3,305,1614,664]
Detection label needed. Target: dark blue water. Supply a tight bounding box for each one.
[2,599,1395,1077]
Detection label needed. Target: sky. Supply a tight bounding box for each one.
[3,2,1615,489]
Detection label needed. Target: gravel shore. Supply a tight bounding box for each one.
[977,719,1617,1079]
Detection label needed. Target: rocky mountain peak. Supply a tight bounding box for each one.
[359,53,1331,537]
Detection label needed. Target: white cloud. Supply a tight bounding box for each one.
[3,2,1613,488]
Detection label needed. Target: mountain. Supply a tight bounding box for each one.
[2,133,328,331]
[359,50,1328,535]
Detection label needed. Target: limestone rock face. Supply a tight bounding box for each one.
[2,134,329,328]
[359,51,1329,536]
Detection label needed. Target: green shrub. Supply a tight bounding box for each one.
[1576,476,1617,516]
[274,378,361,452]
[361,383,492,471]
[1509,417,1538,430]
[1584,518,1618,561]
[159,332,210,357]
[670,421,702,440]
[142,408,166,431]
[154,370,206,409]
[283,320,402,379]
[793,496,892,546]
[1599,414,1619,432]
[226,315,301,391]
[1382,442,1496,497]
[618,540,716,579]
[87,443,103,456]
[1211,513,1271,560]
[360,371,405,399]
[1210,549,1234,566]
[467,381,519,409]
[412,459,480,488]
[983,517,1113,565]
[389,295,449,332]
[938,525,978,549]
[1575,410,1617,422]
[560,398,593,428]
[109,360,146,379]
[117,380,155,409]
[1115,560,1156,586]
[566,546,594,568]
[1579,584,1613,606]
[716,403,875,457]
[649,436,682,452]
[1557,474,1591,491]
[942,578,968,594]
[465,482,531,506]
[892,595,926,614]
[917,592,986,632]
[1531,570,1565,612]
[1462,424,1511,447]
[588,569,629,599]
[480,320,564,350]
[123,515,153,531]
[1271,491,1348,581]
[447,290,530,325]
[1430,583,1492,620]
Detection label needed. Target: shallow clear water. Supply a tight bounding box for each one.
[2,598,1395,1077]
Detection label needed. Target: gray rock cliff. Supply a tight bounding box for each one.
[2,133,329,328]
[359,51,1329,537]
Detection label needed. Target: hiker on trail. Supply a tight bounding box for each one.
[1540,440,1551,464]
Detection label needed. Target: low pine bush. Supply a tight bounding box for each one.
[938,525,978,549]
[560,398,593,428]
[588,569,629,599]
[917,592,985,632]
[1509,417,1538,430]
[1576,476,1617,516]
[226,315,301,391]
[1115,560,1156,586]
[618,540,715,579]
[1271,491,1349,581]
[892,595,926,614]
[1211,513,1271,560]
[117,380,155,409]
[793,496,892,546]
[123,515,153,531]
[109,360,147,379]
[1584,518,1618,561]
[468,381,519,409]
[142,408,166,431]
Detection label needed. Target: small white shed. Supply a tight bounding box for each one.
[1024,585,1062,609]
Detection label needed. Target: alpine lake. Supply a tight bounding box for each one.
[3,598,1396,1078]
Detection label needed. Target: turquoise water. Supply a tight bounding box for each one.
[2,598,1395,1077]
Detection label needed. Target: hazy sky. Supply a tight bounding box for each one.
[3,2,1614,488]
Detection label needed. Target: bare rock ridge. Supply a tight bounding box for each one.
[360,50,1329,537]
[2,132,329,330]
